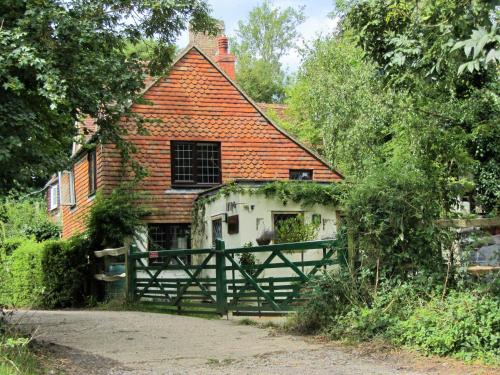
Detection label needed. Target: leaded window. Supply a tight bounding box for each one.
[171,141,221,186]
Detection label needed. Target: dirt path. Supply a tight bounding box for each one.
[10,310,494,375]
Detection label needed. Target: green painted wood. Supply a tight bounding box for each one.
[225,239,337,254]
[228,249,280,306]
[172,253,216,304]
[127,238,342,315]
[224,253,281,311]
[215,239,228,315]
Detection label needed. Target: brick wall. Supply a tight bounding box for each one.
[59,146,103,238]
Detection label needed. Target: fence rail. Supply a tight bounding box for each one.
[127,239,344,315]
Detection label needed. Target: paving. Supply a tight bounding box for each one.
[10,310,466,375]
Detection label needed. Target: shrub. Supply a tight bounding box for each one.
[275,214,319,244]
[41,235,91,308]
[87,186,148,248]
[0,198,60,242]
[1,239,44,308]
[288,268,370,334]
[390,291,500,363]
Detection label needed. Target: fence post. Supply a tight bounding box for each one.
[215,239,228,316]
[126,243,137,303]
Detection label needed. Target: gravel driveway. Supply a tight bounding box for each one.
[9,310,485,375]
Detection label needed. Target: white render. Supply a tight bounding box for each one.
[193,190,339,249]
[193,189,340,280]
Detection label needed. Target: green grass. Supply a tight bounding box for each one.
[0,336,62,375]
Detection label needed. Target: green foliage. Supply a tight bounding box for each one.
[391,291,500,363]
[284,36,392,174]
[288,268,367,334]
[339,0,499,214]
[192,181,343,238]
[0,239,44,308]
[237,242,258,276]
[258,181,343,207]
[344,162,449,277]
[275,215,319,244]
[0,198,60,243]
[0,333,45,375]
[291,271,499,364]
[87,186,149,248]
[452,23,500,74]
[231,0,305,103]
[41,235,91,308]
[0,0,217,192]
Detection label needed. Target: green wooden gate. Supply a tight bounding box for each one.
[127,239,343,315]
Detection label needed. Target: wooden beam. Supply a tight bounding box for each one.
[94,246,127,258]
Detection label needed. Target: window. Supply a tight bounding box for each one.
[88,150,97,196]
[212,218,222,247]
[49,184,59,210]
[171,141,221,185]
[148,224,191,265]
[227,215,239,234]
[289,169,313,181]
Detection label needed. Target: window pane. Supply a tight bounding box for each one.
[197,143,220,184]
[173,143,194,182]
[289,169,312,181]
[148,224,191,265]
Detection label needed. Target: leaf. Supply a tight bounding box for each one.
[484,48,500,64]
[473,31,491,59]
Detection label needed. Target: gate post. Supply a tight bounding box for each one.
[126,243,137,303]
[215,239,228,315]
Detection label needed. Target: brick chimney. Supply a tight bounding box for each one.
[188,21,224,58]
[214,36,236,80]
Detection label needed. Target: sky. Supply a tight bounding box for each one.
[176,0,337,72]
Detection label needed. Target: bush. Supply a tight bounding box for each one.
[288,269,370,334]
[0,239,44,308]
[0,198,60,242]
[275,214,319,244]
[344,163,451,278]
[87,186,148,248]
[390,291,500,363]
[289,270,499,364]
[41,235,91,308]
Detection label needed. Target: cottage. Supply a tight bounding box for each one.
[47,27,342,256]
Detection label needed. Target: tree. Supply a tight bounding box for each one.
[0,0,217,193]
[284,35,392,177]
[340,0,499,214]
[231,0,305,103]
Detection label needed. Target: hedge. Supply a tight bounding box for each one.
[0,235,90,308]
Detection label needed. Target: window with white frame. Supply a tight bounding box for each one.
[49,184,59,210]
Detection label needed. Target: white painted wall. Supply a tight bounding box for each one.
[193,190,340,280]
[194,191,339,249]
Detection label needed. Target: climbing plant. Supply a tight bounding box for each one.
[192,181,343,239]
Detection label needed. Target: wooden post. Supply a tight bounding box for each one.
[215,239,228,316]
[126,243,137,303]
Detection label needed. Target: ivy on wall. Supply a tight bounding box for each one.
[191,181,343,240]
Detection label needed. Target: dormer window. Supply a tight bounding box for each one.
[171,141,221,186]
[289,169,313,181]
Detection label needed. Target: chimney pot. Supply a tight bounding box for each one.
[214,36,236,80]
[218,36,229,55]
